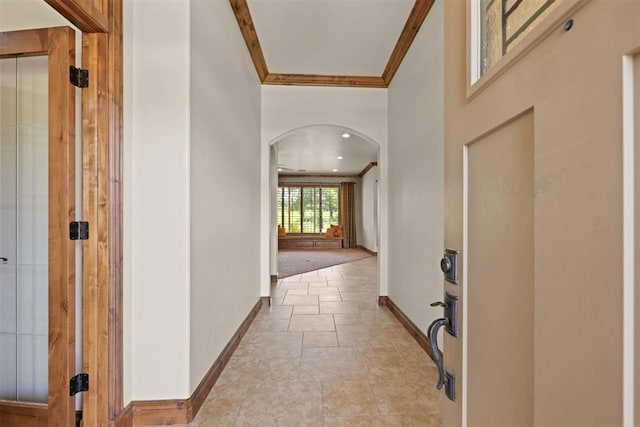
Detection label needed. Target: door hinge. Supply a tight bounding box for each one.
[70,66,88,88]
[69,373,89,396]
[70,221,89,240]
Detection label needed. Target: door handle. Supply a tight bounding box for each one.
[427,317,448,389]
[0,257,7,263]
[427,292,458,401]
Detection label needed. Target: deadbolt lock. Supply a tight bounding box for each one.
[441,249,458,284]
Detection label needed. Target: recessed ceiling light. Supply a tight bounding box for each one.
[341,133,350,138]
[332,169,338,172]
[277,168,282,172]
[337,156,343,160]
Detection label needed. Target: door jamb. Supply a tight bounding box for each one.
[41,0,124,424]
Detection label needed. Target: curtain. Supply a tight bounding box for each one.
[339,182,357,248]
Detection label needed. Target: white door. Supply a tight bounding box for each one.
[438,1,640,425]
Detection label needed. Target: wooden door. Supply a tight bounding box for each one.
[443,1,640,425]
[0,27,77,427]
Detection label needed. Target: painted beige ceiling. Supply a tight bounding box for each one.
[275,126,377,175]
[248,0,415,76]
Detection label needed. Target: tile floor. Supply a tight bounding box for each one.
[184,257,442,426]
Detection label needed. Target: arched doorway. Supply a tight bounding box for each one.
[261,124,386,298]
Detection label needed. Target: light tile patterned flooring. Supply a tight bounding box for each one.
[185,257,442,426]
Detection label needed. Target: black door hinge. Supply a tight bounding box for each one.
[70,221,89,240]
[70,66,88,88]
[70,373,89,396]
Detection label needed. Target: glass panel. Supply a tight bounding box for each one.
[302,187,318,233]
[278,185,340,234]
[479,0,558,76]
[0,334,17,400]
[321,187,339,232]
[286,187,301,233]
[0,55,49,403]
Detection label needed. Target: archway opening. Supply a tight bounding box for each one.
[267,124,381,293]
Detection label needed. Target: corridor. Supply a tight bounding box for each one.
[183,257,442,426]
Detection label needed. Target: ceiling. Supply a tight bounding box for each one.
[275,126,377,176]
[233,0,435,174]
[248,0,414,76]
[231,0,436,88]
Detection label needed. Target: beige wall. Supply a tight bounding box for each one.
[387,0,444,346]
[444,0,640,424]
[189,0,262,393]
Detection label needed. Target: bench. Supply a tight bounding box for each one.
[278,234,343,249]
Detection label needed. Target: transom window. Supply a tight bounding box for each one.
[277,185,339,234]
[479,0,558,76]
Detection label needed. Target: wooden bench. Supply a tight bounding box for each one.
[278,234,343,249]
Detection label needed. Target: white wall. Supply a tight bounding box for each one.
[387,0,444,339]
[261,86,389,294]
[189,0,261,393]
[124,0,191,401]
[360,166,378,252]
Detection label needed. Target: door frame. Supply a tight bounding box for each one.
[0,26,77,426]
[39,0,124,424]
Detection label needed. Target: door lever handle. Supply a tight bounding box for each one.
[0,257,7,263]
[430,301,448,308]
[427,317,448,390]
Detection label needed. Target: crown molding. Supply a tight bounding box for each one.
[264,73,386,88]
[229,0,435,88]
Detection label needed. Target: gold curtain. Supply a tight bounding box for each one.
[339,182,357,248]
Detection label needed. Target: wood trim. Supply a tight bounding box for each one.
[357,245,378,256]
[113,404,132,427]
[189,297,263,418]
[358,161,378,177]
[279,174,360,179]
[40,0,123,425]
[115,298,264,426]
[378,296,436,363]
[107,0,125,419]
[381,0,436,85]
[264,73,386,88]
[48,26,78,427]
[81,31,111,426]
[0,402,48,426]
[229,0,269,82]
[0,28,48,57]
[76,1,124,424]
[44,0,109,33]
[128,400,190,426]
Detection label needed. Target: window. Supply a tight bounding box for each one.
[277,185,339,234]
[478,0,558,76]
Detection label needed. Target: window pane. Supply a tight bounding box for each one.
[480,0,557,76]
[302,187,318,233]
[277,187,283,229]
[278,185,339,234]
[288,187,301,233]
[321,187,339,232]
